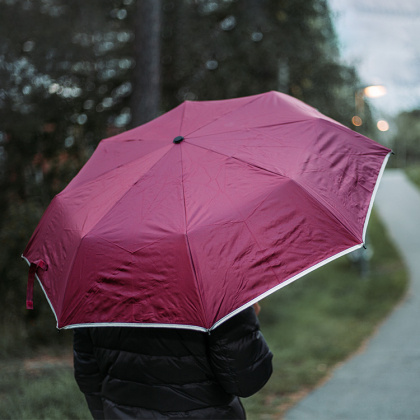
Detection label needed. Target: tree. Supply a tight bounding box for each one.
[130,0,162,126]
[392,109,420,166]
[0,0,136,351]
[160,0,360,127]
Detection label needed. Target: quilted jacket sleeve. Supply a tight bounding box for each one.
[208,307,273,398]
[73,329,105,420]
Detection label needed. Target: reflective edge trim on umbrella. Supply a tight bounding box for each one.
[61,322,208,333]
[211,151,393,331]
[22,153,391,333]
[21,255,59,327]
[362,151,392,243]
[20,257,209,332]
[210,242,364,331]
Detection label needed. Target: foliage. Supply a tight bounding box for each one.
[0,0,134,346]
[391,109,420,167]
[0,358,89,419]
[405,164,420,188]
[161,0,360,127]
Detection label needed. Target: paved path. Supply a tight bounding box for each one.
[284,169,420,420]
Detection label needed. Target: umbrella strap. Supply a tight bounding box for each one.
[26,260,48,310]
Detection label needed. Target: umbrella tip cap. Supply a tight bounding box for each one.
[173,136,184,144]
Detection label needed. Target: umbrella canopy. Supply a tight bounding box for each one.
[23,91,391,331]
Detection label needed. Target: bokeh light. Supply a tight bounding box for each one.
[352,115,363,126]
[363,85,387,98]
[377,120,389,132]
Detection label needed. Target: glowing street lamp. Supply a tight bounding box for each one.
[363,85,387,98]
[377,119,389,132]
[352,84,386,128]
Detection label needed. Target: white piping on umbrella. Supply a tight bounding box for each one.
[23,152,391,333]
[22,252,209,333]
[19,242,374,333]
[210,242,364,331]
[62,322,208,333]
[16,242,372,333]
[211,151,393,331]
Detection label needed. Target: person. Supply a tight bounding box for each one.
[73,304,273,419]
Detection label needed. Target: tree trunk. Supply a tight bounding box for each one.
[130,0,162,127]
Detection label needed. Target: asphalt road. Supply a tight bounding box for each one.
[284,169,420,420]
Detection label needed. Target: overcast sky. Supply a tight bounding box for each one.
[328,0,420,116]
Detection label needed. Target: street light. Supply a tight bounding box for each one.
[377,120,390,132]
[363,85,387,98]
[352,84,387,128]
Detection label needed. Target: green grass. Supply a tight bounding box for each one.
[242,210,408,418]
[0,212,407,420]
[406,164,420,189]
[0,357,90,419]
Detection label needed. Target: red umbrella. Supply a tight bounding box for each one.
[23,91,391,331]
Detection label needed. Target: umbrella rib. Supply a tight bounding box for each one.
[185,121,382,243]
[178,101,188,136]
[74,147,175,241]
[184,118,314,140]
[180,139,286,178]
[182,93,264,138]
[179,145,208,328]
[291,179,363,243]
[62,141,171,192]
[55,148,179,322]
[58,237,85,325]
[187,143,363,245]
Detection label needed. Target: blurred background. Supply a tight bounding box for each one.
[0,0,417,376]
[1,1,417,417]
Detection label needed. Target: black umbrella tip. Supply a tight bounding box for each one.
[173,136,184,144]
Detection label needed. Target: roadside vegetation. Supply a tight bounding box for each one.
[0,210,407,419]
[243,210,407,417]
[406,165,420,189]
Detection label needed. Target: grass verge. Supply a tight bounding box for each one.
[0,355,90,419]
[0,211,407,419]
[406,165,420,189]
[242,210,408,418]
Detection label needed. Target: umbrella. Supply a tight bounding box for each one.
[22,91,391,332]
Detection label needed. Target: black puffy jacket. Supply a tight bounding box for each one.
[73,307,273,419]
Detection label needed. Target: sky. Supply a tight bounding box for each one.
[328,0,420,117]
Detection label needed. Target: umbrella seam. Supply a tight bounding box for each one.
[65,146,175,242]
[210,242,364,331]
[181,92,265,138]
[203,188,285,324]
[183,120,384,199]
[58,237,87,325]
[290,179,362,243]
[251,121,382,190]
[181,118,315,142]
[310,118,386,242]
[59,142,171,194]
[100,101,186,144]
[179,144,208,329]
[362,151,392,242]
[236,120,386,242]
[178,101,187,135]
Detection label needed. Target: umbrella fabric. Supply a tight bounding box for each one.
[22,91,391,331]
